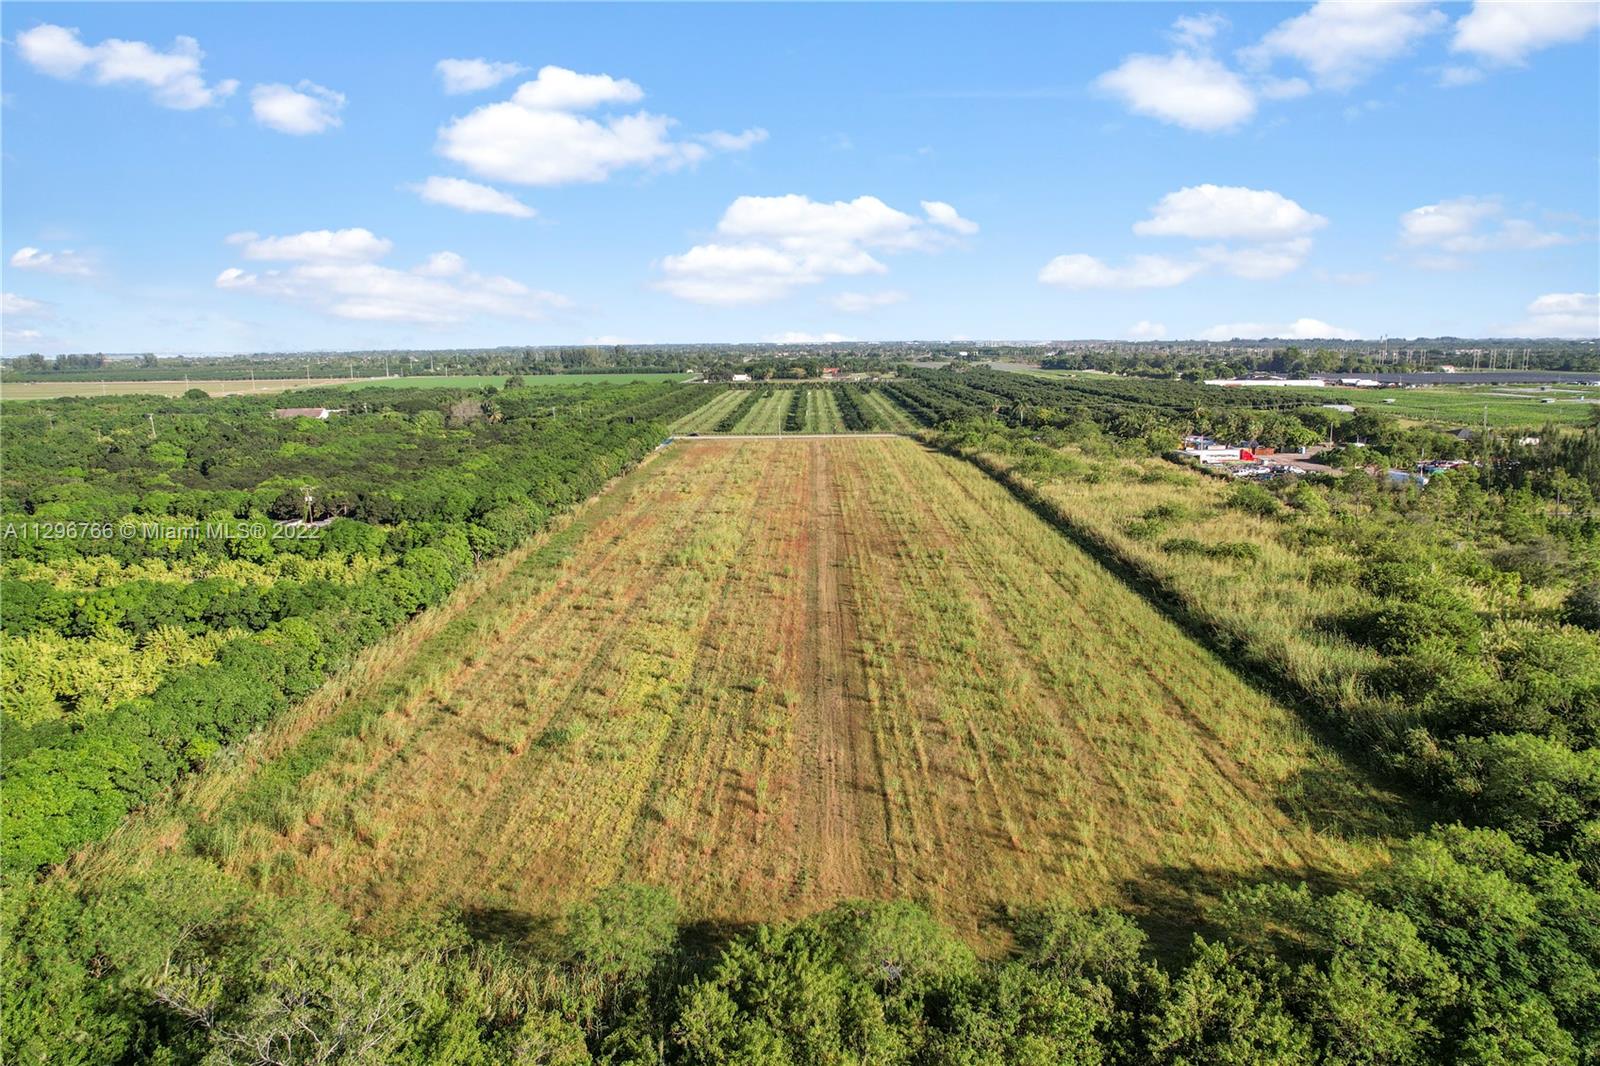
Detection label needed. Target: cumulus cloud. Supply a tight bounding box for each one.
[766,331,857,343]
[435,57,526,94]
[1043,184,1325,289]
[2,293,47,316]
[1438,65,1487,87]
[1199,318,1360,341]
[436,65,762,185]
[921,200,979,236]
[14,23,237,109]
[1038,253,1205,289]
[1171,13,1229,49]
[9,246,93,276]
[226,228,392,262]
[1134,184,1327,241]
[830,290,908,313]
[700,128,770,152]
[1399,196,1576,256]
[1240,1,1447,90]
[1127,320,1167,340]
[1197,238,1316,280]
[1502,292,1600,338]
[1095,51,1256,132]
[1452,1,1600,65]
[657,194,972,305]
[251,80,345,134]
[411,175,535,218]
[215,229,568,326]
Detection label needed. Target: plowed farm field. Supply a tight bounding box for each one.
[128,438,1398,938]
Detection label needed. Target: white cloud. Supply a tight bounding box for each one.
[1452,1,1600,65]
[1134,184,1327,240]
[9,246,93,276]
[251,81,345,134]
[226,228,392,262]
[700,128,770,152]
[435,57,526,94]
[15,24,237,109]
[1199,318,1360,341]
[1038,253,1205,289]
[2,293,47,316]
[215,230,568,325]
[1502,292,1600,338]
[1044,184,1325,289]
[766,331,857,343]
[1241,1,1447,90]
[436,65,761,186]
[511,66,643,110]
[1127,320,1167,340]
[411,175,535,218]
[415,251,466,277]
[1198,238,1315,280]
[1258,76,1312,100]
[1438,65,1486,87]
[657,194,971,305]
[1095,51,1256,131]
[1171,13,1229,49]
[830,290,908,313]
[1399,196,1575,253]
[921,200,979,235]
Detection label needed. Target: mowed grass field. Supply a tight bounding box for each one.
[94,438,1399,942]
[0,372,687,401]
[1309,384,1600,427]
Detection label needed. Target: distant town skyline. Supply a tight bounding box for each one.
[3,2,1597,356]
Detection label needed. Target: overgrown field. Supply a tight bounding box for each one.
[93,437,1402,940]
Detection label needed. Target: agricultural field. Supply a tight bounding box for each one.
[993,363,1600,430]
[729,387,792,433]
[671,384,915,435]
[101,437,1402,940]
[1311,384,1600,427]
[0,372,687,401]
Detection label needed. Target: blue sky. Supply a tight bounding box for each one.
[3,1,1597,355]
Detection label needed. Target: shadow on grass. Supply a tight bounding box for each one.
[460,905,560,953]
[1118,861,1359,964]
[1274,761,1428,841]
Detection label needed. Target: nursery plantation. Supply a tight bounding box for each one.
[5,371,1599,1064]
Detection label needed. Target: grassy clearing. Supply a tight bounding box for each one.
[0,372,688,401]
[86,438,1402,943]
[803,388,845,433]
[858,387,920,431]
[1311,384,1599,427]
[671,387,740,434]
[731,388,792,433]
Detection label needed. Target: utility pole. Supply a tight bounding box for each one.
[148,413,157,439]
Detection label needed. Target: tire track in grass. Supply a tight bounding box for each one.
[629,441,800,897]
[200,448,693,852]
[388,448,755,912]
[853,443,1037,877]
[288,447,735,915]
[925,452,1321,866]
[829,442,958,888]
